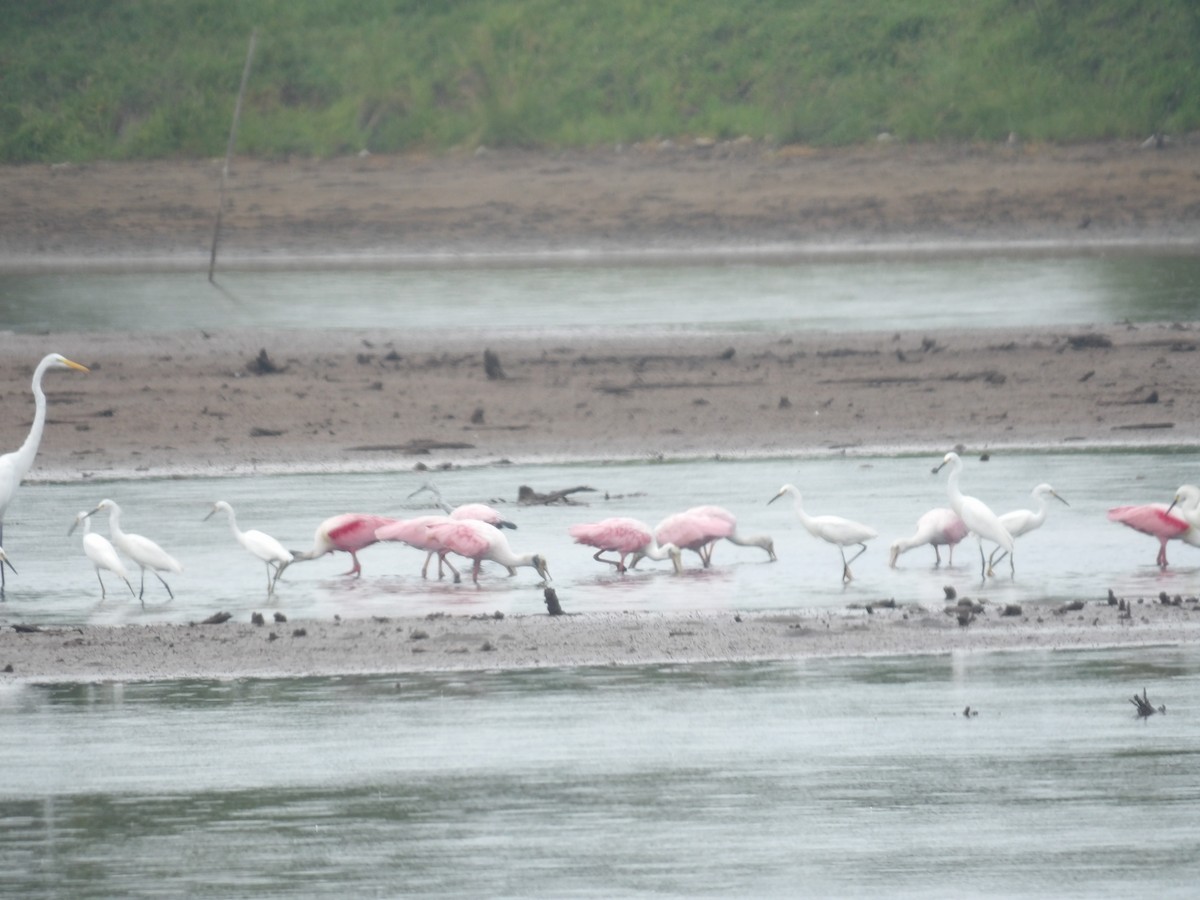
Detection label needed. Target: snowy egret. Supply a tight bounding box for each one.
[988,483,1069,571]
[0,353,88,596]
[69,510,134,599]
[205,501,293,597]
[85,499,183,604]
[933,452,1014,579]
[769,484,877,582]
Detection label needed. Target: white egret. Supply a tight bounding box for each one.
[0,353,88,595]
[85,499,183,603]
[69,510,134,599]
[988,483,1069,571]
[769,484,877,582]
[205,501,293,597]
[933,452,1014,579]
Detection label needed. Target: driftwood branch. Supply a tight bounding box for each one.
[518,485,597,506]
[1130,687,1166,718]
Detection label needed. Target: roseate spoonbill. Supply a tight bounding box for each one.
[425,518,549,586]
[684,505,776,565]
[375,514,464,581]
[290,513,396,577]
[933,452,1014,579]
[889,507,969,568]
[568,517,682,574]
[769,484,877,582]
[0,353,88,596]
[633,509,735,570]
[408,482,516,528]
[1108,484,1200,568]
[69,510,134,599]
[205,501,294,597]
[987,483,1069,571]
[84,499,183,604]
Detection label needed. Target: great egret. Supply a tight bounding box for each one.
[0,353,88,596]
[933,452,1014,579]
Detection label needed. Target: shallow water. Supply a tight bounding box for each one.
[3,648,1199,898]
[2,450,1200,627]
[3,252,1199,335]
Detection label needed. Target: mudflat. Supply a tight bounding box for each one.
[1,139,1198,682]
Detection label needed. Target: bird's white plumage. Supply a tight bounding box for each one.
[206,500,293,596]
[70,510,134,599]
[87,498,182,602]
[769,484,876,582]
[935,452,1014,577]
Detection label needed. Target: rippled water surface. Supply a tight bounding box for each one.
[4,650,1200,898]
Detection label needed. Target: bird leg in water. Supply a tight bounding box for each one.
[592,549,625,572]
[839,543,869,582]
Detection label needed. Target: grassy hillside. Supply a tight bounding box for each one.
[2,0,1198,162]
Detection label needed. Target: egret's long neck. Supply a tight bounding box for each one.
[223,507,242,540]
[106,507,125,542]
[13,357,53,481]
[789,495,821,537]
[727,531,769,550]
[944,463,965,516]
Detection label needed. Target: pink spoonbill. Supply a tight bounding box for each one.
[889,507,969,568]
[290,513,397,577]
[933,452,1014,579]
[682,505,776,566]
[633,509,735,570]
[568,517,682,574]
[0,353,88,596]
[1109,484,1200,567]
[425,518,549,586]
[408,481,516,529]
[769,484,877,582]
[375,514,464,581]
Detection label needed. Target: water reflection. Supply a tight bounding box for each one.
[3,252,1198,335]
[3,650,1199,897]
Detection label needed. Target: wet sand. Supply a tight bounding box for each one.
[2,141,1199,682]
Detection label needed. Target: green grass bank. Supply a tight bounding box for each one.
[2,0,1198,162]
